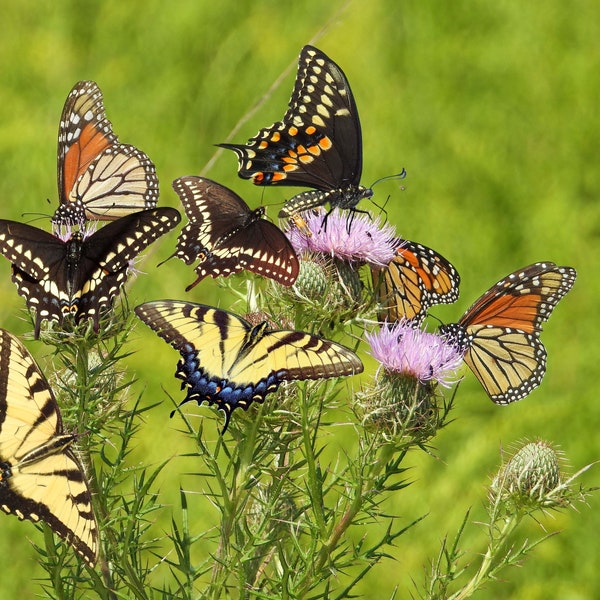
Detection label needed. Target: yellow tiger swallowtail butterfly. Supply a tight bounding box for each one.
[134,301,364,431]
[0,329,98,566]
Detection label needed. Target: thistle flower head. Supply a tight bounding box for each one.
[366,320,463,388]
[358,321,461,442]
[286,208,397,266]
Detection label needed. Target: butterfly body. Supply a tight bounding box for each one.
[135,301,363,431]
[0,329,98,565]
[0,208,181,337]
[170,176,299,289]
[439,262,576,404]
[220,45,370,218]
[53,80,159,226]
[279,186,373,218]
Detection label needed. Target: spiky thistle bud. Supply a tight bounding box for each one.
[491,440,563,508]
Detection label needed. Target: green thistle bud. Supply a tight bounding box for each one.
[359,372,443,443]
[491,440,562,506]
[293,258,329,301]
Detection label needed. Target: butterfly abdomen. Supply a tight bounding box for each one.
[279,185,372,218]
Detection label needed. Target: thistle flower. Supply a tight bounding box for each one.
[366,320,463,388]
[359,320,462,441]
[52,221,98,241]
[286,208,397,267]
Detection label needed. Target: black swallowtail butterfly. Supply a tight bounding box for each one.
[0,208,180,337]
[167,176,299,290]
[219,45,373,220]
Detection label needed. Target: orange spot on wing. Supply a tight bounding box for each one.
[319,136,332,150]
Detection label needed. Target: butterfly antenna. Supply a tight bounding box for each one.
[369,168,407,190]
[20,211,53,224]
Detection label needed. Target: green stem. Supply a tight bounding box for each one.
[450,514,521,600]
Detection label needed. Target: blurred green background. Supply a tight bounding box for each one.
[0,1,597,598]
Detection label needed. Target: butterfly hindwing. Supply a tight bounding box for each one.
[134,301,363,431]
[0,329,98,565]
[219,46,372,216]
[54,80,159,225]
[440,262,576,404]
[170,176,299,289]
[0,208,181,337]
[373,240,460,324]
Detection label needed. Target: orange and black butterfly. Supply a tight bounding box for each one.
[52,81,159,226]
[219,45,373,220]
[372,240,460,325]
[439,262,576,404]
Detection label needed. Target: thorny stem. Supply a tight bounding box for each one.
[449,513,521,600]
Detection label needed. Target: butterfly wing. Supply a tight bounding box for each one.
[441,262,576,403]
[54,80,158,225]
[219,45,363,192]
[171,177,299,289]
[0,329,98,565]
[135,301,363,430]
[373,240,460,324]
[0,220,73,336]
[0,209,180,337]
[74,207,181,328]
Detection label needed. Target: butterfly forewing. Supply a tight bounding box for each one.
[441,262,576,404]
[374,240,460,324]
[54,80,159,225]
[58,80,116,200]
[171,177,299,289]
[458,263,576,332]
[0,329,98,565]
[243,330,364,382]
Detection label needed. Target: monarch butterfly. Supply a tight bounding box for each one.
[167,177,299,289]
[372,240,460,324]
[439,262,576,404]
[219,45,373,220]
[52,80,159,226]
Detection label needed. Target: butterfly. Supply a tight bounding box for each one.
[0,328,98,566]
[0,208,181,338]
[372,240,460,324]
[52,80,159,226]
[218,45,373,220]
[439,262,576,403]
[134,301,364,431]
[167,176,299,290]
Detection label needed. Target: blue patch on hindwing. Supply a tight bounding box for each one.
[172,350,285,431]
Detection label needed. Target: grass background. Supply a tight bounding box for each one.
[0,1,598,598]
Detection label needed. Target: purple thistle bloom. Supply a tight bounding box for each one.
[366,320,463,388]
[286,208,397,267]
[52,221,98,242]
